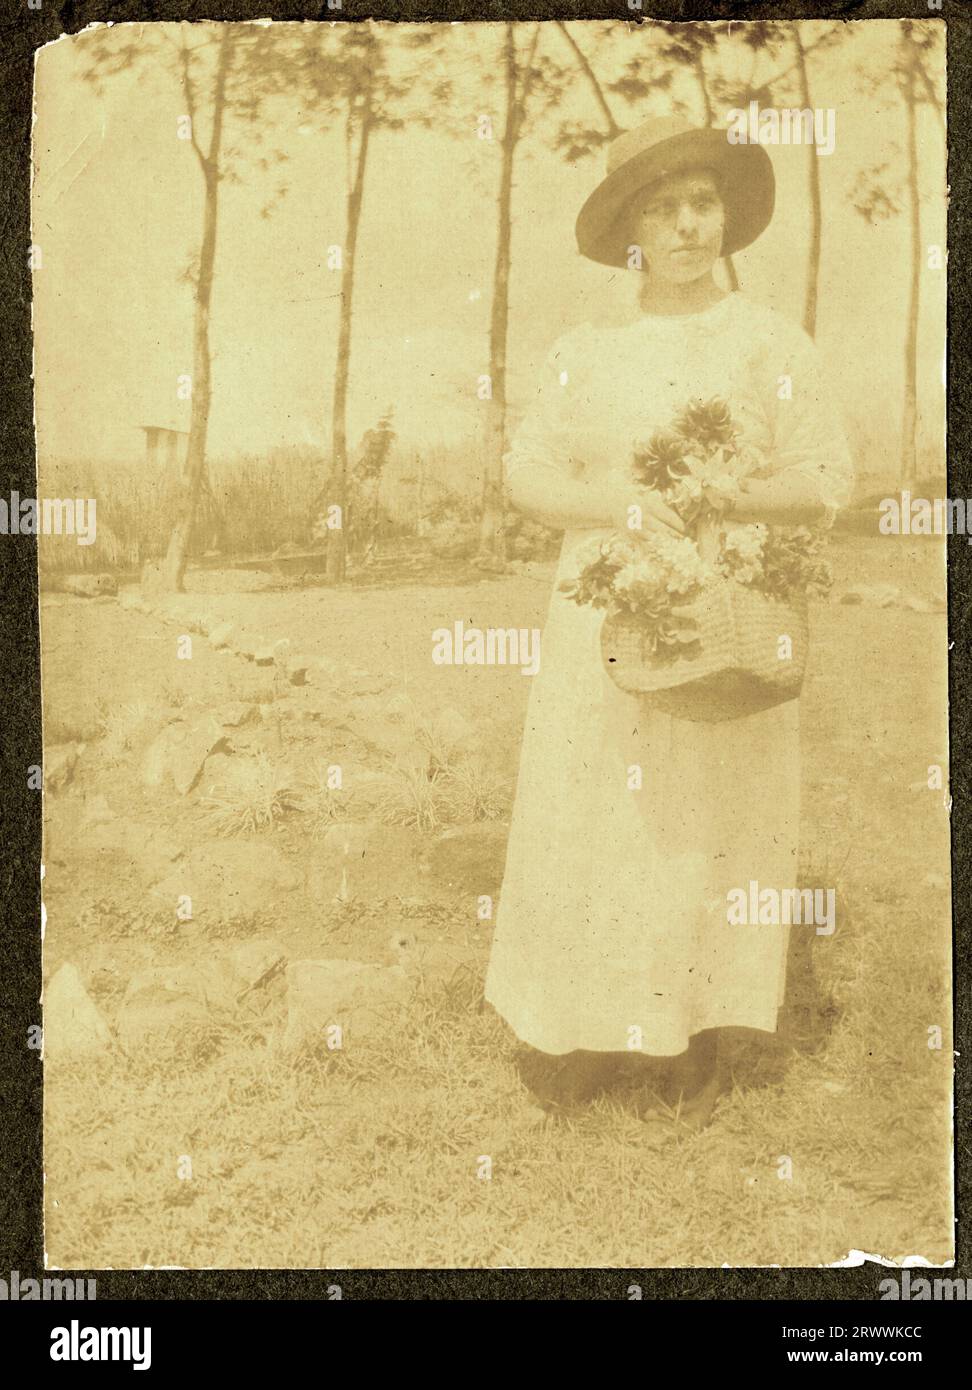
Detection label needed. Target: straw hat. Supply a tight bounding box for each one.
[575,116,775,268]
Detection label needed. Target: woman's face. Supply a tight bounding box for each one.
[628,169,726,284]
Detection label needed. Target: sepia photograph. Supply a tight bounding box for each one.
[30,14,951,1272]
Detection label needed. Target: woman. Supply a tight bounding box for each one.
[483,117,853,1128]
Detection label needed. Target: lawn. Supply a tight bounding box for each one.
[41,532,953,1269]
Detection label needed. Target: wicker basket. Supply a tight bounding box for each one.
[601,577,809,722]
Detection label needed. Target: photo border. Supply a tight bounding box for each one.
[1,0,965,1300]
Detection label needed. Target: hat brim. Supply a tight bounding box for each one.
[575,127,775,268]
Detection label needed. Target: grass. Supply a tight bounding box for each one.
[373,756,512,833]
[370,700,513,831]
[45,887,951,1267]
[197,754,304,836]
[296,765,361,831]
[375,764,452,834]
[42,532,954,1269]
[36,445,489,575]
[440,758,512,823]
[97,699,162,759]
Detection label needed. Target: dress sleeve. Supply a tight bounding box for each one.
[504,332,588,486]
[763,324,855,526]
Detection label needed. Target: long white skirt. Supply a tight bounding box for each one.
[484,530,800,1057]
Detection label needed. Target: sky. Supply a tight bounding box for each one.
[31,19,946,480]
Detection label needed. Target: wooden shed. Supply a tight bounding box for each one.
[140,424,189,474]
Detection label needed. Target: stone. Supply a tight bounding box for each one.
[157,595,208,632]
[115,969,210,1051]
[230,939,288,993]
[280,937,414,1053]
[384,691,417,724]
[230,630,264,660]
[69,817,182,882]
[140,717,227,795]
[169,719,229,796]
[432,705,476,754]
[188,606,228,638]
[140,727,180,789]
[422,822,510,896]
[114,938,289,1051]
[117,590,150,615]
[837,583,943,612]
[285,652,314,686]
[44,964,112,1060]
[216,702,259,729]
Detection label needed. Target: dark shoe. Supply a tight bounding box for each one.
[514,1046,620,1110]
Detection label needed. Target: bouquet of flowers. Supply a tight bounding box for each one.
[560,398,831,721]
[559,532,711,656]
[718,522,832,598]
[631,398,747,544]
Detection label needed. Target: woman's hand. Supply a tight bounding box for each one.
[728,473,828,525]
[506,466,686,536]
[610,483,686,538]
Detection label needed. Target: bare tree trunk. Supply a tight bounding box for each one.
[327,94,374,583]
[902,50,920,483]
[793,25,821,338]
[479,25,537,565]
[162,28,234,592]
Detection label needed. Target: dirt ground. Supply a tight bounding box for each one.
[40,533,954,1269]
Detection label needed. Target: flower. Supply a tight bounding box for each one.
[759,525,833,598]
[560,529,710,638]
[663,454,744,526]
[717,524,765,585]
[716,523,832,598]
[668,474,703,510]
[708,472,743,507]
[632,429,686,489]
[559,534,648,611]
[607,395,831,624]
[629,400,752,526]
[672,397,736,448]
[723,524,767,562]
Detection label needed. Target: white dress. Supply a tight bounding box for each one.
[484,293,854,1057]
